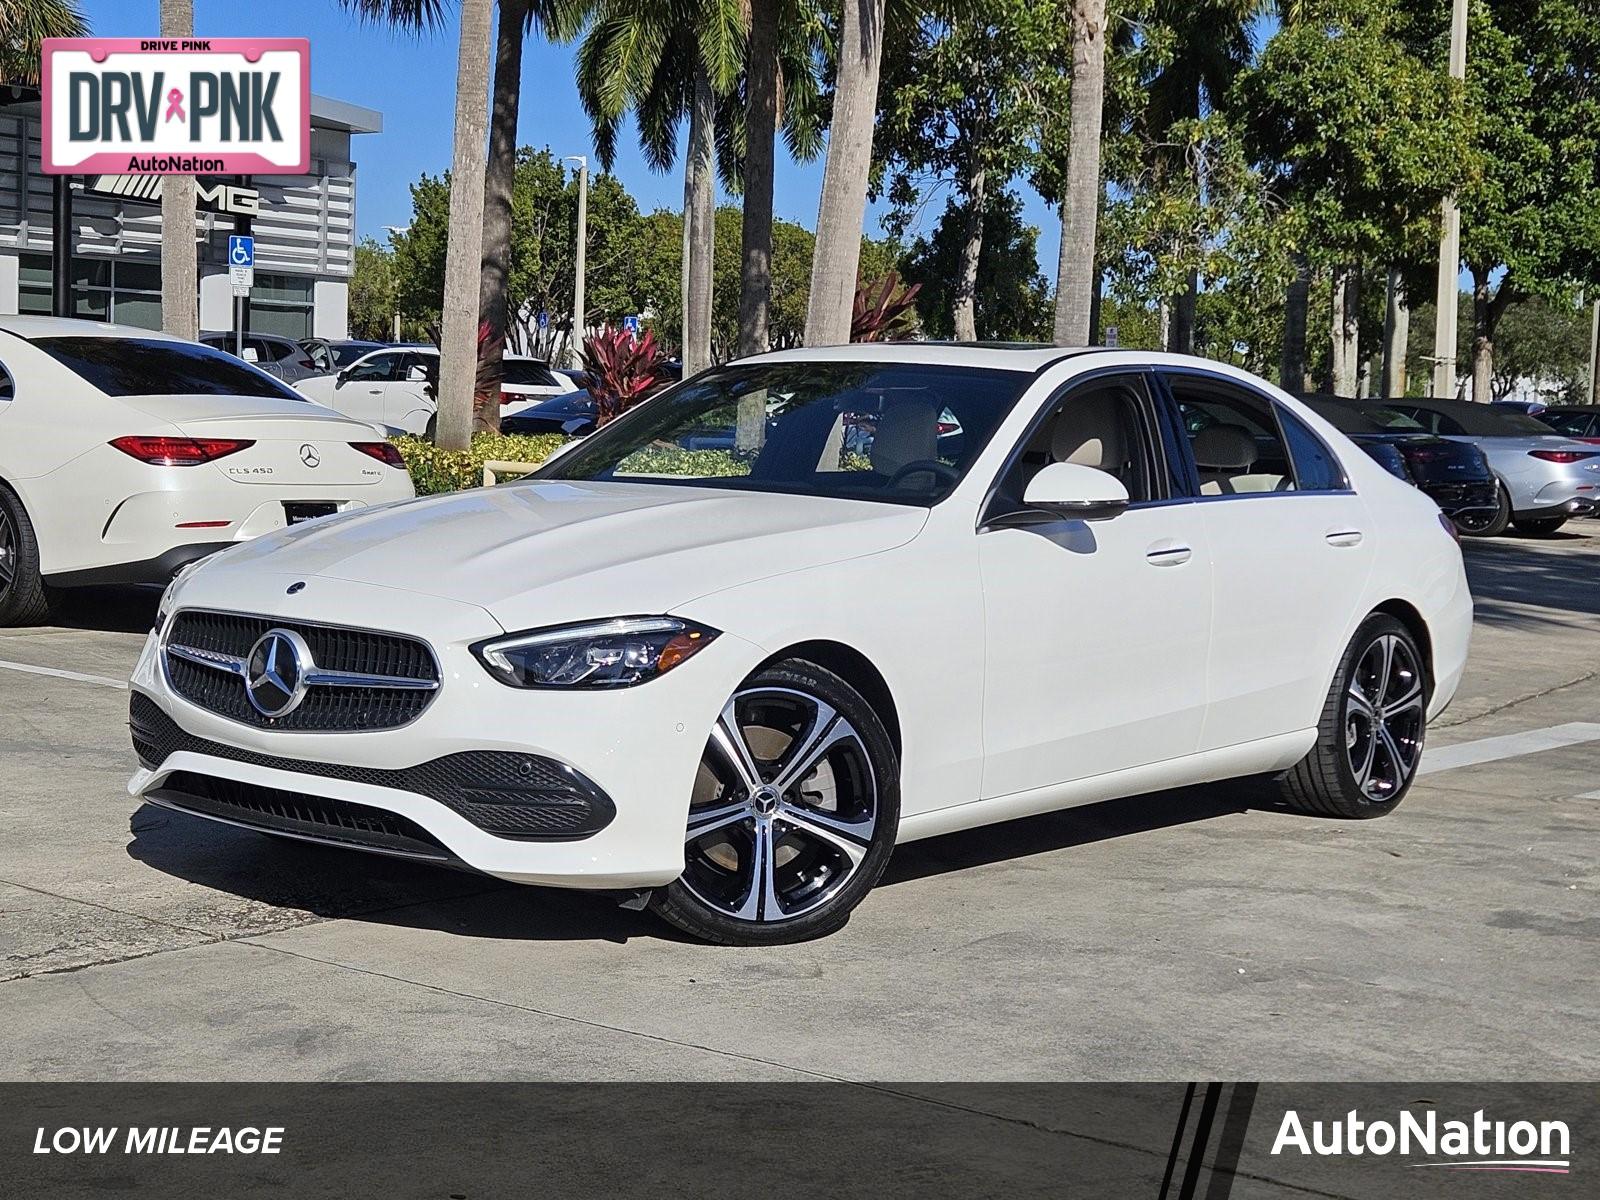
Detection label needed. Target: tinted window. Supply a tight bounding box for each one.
[540,362,1029,506]
[1539,410,1597,438]
[34,337,303,399]
[345,352,402,383]
[249,336,290,362]
[331,342,382,367]
[1167,375,1296,494]
[1278,406,1348,491]
[504,360,559,387]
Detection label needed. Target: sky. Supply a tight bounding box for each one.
[77,0,1072,282]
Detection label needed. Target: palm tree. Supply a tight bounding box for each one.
[576,0,744,375]
[478,0,582,429]
[804,0,886,346]
[341,1,485,451]
[1140,0,1257,353]
[738,0,780,358]
[1052,0,1106,346]
[0,0,85,85]
[159,0,197,339]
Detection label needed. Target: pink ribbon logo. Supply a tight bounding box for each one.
[164,88,185,123]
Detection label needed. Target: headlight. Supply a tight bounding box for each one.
[472,617,720,689]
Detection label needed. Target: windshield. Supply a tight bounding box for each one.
[538,361,1030,505]
[35,336,303,400]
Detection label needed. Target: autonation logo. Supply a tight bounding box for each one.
[1272,1107,1572,1174]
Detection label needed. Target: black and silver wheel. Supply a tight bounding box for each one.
[1279,614,1426,819]
[1512,515,1567,537]
[0,485,49,628]
[651,659,899,944]
[1459,483,1512,537]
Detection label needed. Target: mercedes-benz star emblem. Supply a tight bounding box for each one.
[245,629,312,718]
[299,443,321,468]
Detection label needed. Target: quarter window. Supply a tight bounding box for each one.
[344,353,402,383]
[1278,406,1348,491]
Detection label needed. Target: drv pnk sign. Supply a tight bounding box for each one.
[40,38,309,176]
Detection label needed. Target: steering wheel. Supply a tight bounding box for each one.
[885,459,960,489]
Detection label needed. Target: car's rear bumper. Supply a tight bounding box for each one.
[48,542,233,587]
[1517,495,1598,521]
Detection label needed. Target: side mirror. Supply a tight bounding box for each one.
[1010,461,1130,523]
[334,367,352,387]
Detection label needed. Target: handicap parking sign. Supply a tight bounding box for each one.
[227,235,255,268]
[622,314,640,335]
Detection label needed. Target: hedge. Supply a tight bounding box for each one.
[392,432,567,495]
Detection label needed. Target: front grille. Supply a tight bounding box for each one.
[163,609,439,732]
[132,693,615,841]
[149,770,456,861]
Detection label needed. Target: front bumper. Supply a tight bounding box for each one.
[126,585,761,888]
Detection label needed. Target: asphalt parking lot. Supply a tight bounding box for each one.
[2,526,1597,1082]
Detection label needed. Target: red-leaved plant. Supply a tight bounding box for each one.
[850,271,922,342]
[581,325,665,427]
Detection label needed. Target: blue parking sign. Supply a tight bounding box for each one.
[622,314,640,335]
[227,235,255,268]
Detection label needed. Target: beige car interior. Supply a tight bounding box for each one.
[1017,385,1145,498]
[1192,423,1293,494]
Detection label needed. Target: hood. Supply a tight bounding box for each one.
[202,480,928,629]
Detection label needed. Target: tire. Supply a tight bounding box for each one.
[650,659,900,945]
[0,485,50,627]
[1459,483,1512,537]
[423,414,438,443]
[1512,516,1567,537]
[1278,614,1426,820]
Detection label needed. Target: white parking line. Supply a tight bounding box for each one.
[0,658,128,690]
[1421,723,1600,776]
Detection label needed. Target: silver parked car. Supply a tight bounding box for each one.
[1367,397,1600,536]
[200,331,323,386]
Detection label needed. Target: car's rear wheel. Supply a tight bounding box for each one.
[1513,515,1567,537]
[1459,483,1512,537]
[0,486,50,628]
[1278,614,1426,819]
[650,660,899,945]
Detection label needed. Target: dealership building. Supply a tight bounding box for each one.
[0,89,380,339]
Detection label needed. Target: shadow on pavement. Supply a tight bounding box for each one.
[1461,527,1600,627]
[46,585,162,634]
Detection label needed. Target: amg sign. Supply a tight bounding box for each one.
[87,174,260,217]
[40,38,308,175]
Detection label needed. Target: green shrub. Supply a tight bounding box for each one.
[392,432,568,495]
[615,446,751,477]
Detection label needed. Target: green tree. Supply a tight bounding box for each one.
[575,0,746,376]
[899,189,1051,340]
[1456,0,1600,402]
[874,0,1061,340]
[392,149,647,352]
[349,237,399,340]
[1236,0,1469,395]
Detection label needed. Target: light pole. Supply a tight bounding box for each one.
[1430,0,1468,400]
[563,155,588,368]
[383,225,409,343]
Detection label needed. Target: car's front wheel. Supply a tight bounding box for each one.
[650,659,900,945]
[1278,614,1427,819]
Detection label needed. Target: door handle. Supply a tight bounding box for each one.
[1325,528,1364,547]
[1145,539,1193,566]
[368,387,383,394]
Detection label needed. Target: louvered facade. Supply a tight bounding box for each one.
[0,92,380,339]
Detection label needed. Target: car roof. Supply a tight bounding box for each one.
[0,315,186,341]
[731,342,1151,373]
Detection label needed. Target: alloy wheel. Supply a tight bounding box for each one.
[681,686,880,925]
[1343,634,1424,801]
[0,503,15,595]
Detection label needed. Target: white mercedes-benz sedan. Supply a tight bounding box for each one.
[0,317,415,627]
[127,345,1471,944]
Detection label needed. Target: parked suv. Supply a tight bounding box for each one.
[201,331,322,386]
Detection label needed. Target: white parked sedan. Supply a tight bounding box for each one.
[295,346,576,435]
[0,317,415,627]
[128,345,1472,944]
